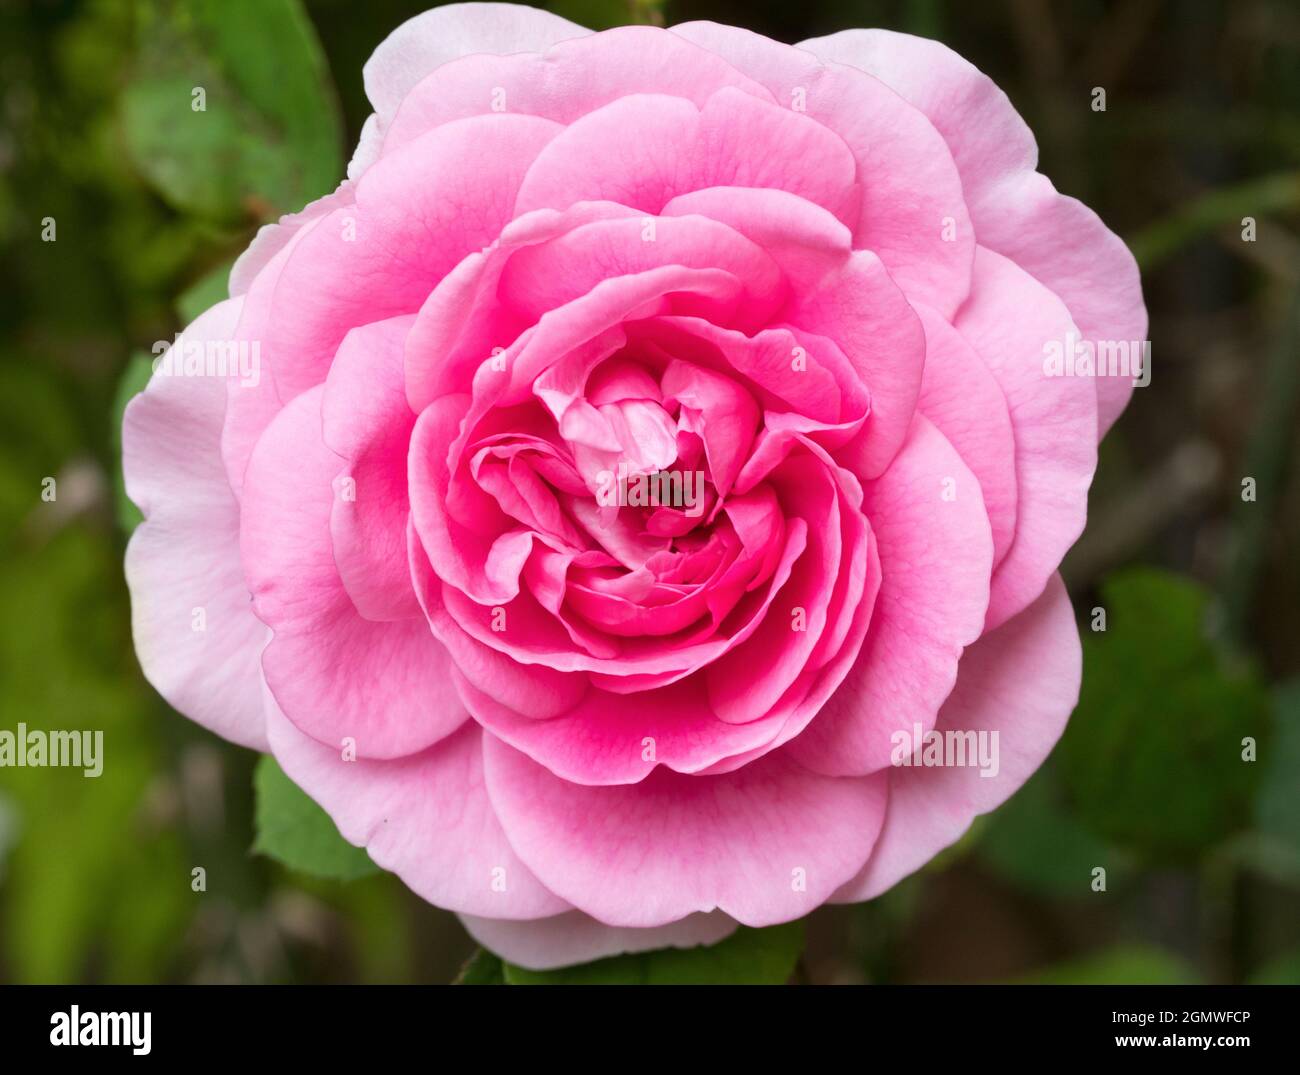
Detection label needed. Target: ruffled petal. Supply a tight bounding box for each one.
[798,28,1146,434]
[459,908,737,971]
[484,732,888,928]
[954,247,1097,630]
[240,388,467,759]
[833,573,1079,900]
[267,695,569,918]
[123,297,270,750]
[671,21,974,318]
[351,2,590,177]
[786,415,993,775]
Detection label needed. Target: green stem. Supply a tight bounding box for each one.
[1130,172,1300,271]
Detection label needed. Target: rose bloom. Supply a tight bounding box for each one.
[125,4,1145,969]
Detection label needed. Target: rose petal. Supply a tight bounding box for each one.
[124,298,270,750]
[241,387,466,759]
[351,1,590,178]
[266,694,569,918]
[459,908,738,971]
[954,247,1097,631]
[786,415,993,776]
[513,87,859,230]
[913,301,1018,566]
[798,27,1145,434]
[381,23,769,155]
[321,315,421,621]
[833,573,1079,900]
[671,21,974,317]
[484,733,888,928]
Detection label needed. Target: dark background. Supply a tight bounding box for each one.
[0,0,1297,983]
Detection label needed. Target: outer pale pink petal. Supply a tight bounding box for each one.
[347,114,386,183]
[265,694,570,919]
[786,416,993,776]
[240,388,466,759]
[381,24,771,155]
[483,735,888,928]
[794,29,1035,217]
[833,573,1080,901]
[123,297,269,751]
[350,2,590,177]
[228,181,355,297]
[221,216,325,497]
[913,302,1018,566]
[976,175,1147,435]
[955,248,1097,631]
[459,909,738,971]
[797,28,1146,434]
[670,21,974,318]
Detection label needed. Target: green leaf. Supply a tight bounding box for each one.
[252,755,378,881]
[1128,171,1300,270]
[113,254,238,539]
[501,921,804,985]
[1212,831,1300,888]
[1249,950,1300,985]
[1059,569,1270,859]
[455,948,506,985]
[0,358,84,545]
[111,351,154,533]
[979,765,1134,897]
[122,0,343,224]
[1015,946,1199,985]
[0,795,18,884]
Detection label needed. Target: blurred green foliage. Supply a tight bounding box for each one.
[0,0,1298,985]
[1059,569,1269,857]
[979,764,1135,897]
[123,0,343,222]
[1014,945,1199,985]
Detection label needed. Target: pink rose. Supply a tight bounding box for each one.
[124,4,1145,969]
